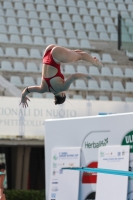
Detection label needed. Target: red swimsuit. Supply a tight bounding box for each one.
[42,49,64,92]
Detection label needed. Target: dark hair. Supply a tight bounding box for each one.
[54,95,66,105]
[0,163,5,170]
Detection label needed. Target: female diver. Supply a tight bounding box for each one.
[20,44,103,107]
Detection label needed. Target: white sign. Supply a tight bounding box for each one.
[49,147,81,200]
[1,97,133,138]
[96,145,129,200]
[45,113,133,200]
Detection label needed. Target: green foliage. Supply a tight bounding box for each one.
[5,190,45,200]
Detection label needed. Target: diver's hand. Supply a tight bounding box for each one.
[19,95,30,108]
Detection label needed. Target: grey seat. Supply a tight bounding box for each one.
[10,76,23,87]
[14,62,26,72]
[125,68,133,78]
[23,77,36,87]
[101,67,112,77]
[99,96,109,101]
[88,80,100,91]
[113,81,124,92]
[0,25,7,34]
[9,26,19,34]
[17,48,29,58]
[0,34,8,43]
[100,80,112,91]
[125,82,133,92]
[89,66,100,76]
[26,62,38,72]
[30,49,41,58]
[1,61,13,71]
[5,47,17,57]
[20,27,31,35]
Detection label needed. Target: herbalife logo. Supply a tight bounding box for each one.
[85,138,108,149]
[122,131,133,152]
[53,154,58,160]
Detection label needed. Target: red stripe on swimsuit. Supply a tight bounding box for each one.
[42,49,64,92]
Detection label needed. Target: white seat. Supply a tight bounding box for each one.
[32,27,42,36]
[10,76,23,87]
[55,29,65,38]
[122,34,131,42]
[3,1,13,9]
[5,47,17,57]
[0,47,4,57]
[18,48,29,58]
[39,12,49,20]
[53,21,62,29]
[64,22,73,30]
[100,10,109,17]
[125,68,133,78]
[22,35,32,45]
[83,16,92,23]
[17,10,27,18]
[75,80,87,90]
[77,1,86,7]
[73,95,83,99]
[118,3,127,11]
[30,49,41,58]
[107,3,117,10]
[66,30,76,38]
[86,95,96,100]
[89,66,100,76]
[100,80,112,91]
[45,93,54,98]
[113,67,124,77]
[67,0,76,6]
[25,3,35,11]
[14,2,24,10]
[0,25,7,34]
[34,36,44,45]
[98,2,107,9]
[32,93,43,98]
[68,7,78,14]
[58,6,67,14]
[122,26,128,34]
[128,4,133,11]
[110,10,118,18]
[30,19,40,27]
[80,39,93,49]
[77,65,88,74]
[41,20,52,28]
[87,1,97,8]
[36,77,42,85]
[110,33,117,41]
[128,27,133,34]
[43,28,54,37]
[45,37,56,45]
[6,9,16,17]
[77,31,87,39]
[88,32,99,40]
[125,19,133,26]
[107,25,117,33]
[88,80,100,91]
[57,38,68,47]
[47,5,56,13]
[0,34,8,43]
[91,53,101,61]
[8,26,19,34]
[46,0,55,4]
[125,0,133,3]
[51,13,60,21]
[23,0,34,3]
[61,14,71,22]
[23,77,36,87]
[125,97,133,102]
[90,9,99,16]
[125,82,133,92]
[28,11,38,19]
[69,39,80,48]
[112,96,122,101]
[94,16,103,24]
[14,62,25,72]
[0,17,5,25]
[104,17,114,25]
[0,8,4,16]
[36,4,46,12]
[56,0,66,5]
[18,18,29,27]
[97,24,106,32]
[101,67,112,77]
[102,53,116,63]
[10,35,21,44]
[79,8,88,15]
[20,27,31,35]
[113,81,124,92]
[7,17,17,26]
[27,62,38,72]
[100,32,110,41]
[85,23,95,31]
[64,65,75,74]
[1,61,12,71]
[99,96,109,101]
[121,11,130,19]
[72,15,82,23]
[75,23,85,31]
